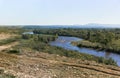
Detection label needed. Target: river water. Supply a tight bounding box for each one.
[50,36,120,66]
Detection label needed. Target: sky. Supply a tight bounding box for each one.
[0,0,120,25]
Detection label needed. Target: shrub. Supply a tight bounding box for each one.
[8,50,20,54]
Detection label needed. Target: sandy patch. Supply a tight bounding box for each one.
[0,42,18,51]
[0,33,15,40]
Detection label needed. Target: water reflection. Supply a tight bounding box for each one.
[105,52,111,59]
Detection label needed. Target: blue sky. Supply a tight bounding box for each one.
[0,0,120,25]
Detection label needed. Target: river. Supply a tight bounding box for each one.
[50,36,120,66]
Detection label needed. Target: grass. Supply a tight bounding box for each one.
[108,39,120,52]
[0,65,15,78]
[0,69,15,78]
[0,36,21,46]
[13,38,117,66]
[7,49,20,54]
[0,74,15,78]
[73,39,120,54]
[72,40,103,50]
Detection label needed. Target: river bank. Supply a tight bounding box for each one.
[72,40,120,54]
[50,36,120,66]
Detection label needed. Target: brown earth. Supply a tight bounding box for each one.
[0,33,16,40]
[0,42,18,51]
[0,49,119,78]
[0,33,18,51]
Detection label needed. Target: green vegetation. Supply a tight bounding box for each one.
[0,36,21,46]
[0,74,15,78]
[73,39,120,53]
[0,27,118,66]
[0,26,25,45]
[7,49,20,54]
[22,34,58,43]
[13,33,117,66]
[33,28,120,53]
[72,40,103,50]
[0,69,15,78]
[0,27,119,78]
[0,26,25,34]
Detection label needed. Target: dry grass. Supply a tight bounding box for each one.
[0,42,18,52]
[0,49,120,78]
[0,33,16,40]
[2,49,118,78]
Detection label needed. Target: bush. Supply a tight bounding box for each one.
[0,74,15,78]
[19,34,117,66]
[0,69,15,78]
[22,34,58,43]
[8,50,20,54]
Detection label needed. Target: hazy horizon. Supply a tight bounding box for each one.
[0,0,120,27]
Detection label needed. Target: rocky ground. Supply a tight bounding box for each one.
[0,49,120,78]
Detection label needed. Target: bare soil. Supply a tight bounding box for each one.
[0,50,119,78]
[0,42,18,51]
[0,33,16,40]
